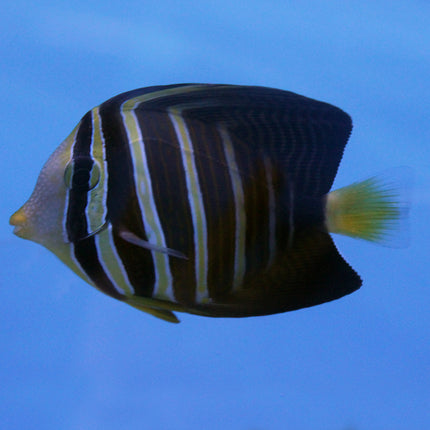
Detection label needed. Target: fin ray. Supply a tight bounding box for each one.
[326,167,411,247]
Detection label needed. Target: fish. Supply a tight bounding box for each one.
[9,84,406,323]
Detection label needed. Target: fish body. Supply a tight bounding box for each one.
[10,84,403,322]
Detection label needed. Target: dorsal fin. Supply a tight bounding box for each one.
[118,84,352,197]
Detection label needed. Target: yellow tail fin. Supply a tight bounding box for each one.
[325,169,410,246]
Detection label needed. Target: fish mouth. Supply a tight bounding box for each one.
[12,225,24,236]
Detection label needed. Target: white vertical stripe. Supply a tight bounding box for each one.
[169,109,209,302]
[263,156,277,267]
[121,102,174,301]
[218,126,246,292]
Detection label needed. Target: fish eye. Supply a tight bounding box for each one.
[64,157,101,191]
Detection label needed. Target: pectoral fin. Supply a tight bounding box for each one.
[119,229,187,259]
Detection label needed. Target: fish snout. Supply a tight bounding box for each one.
[9,207,29,238]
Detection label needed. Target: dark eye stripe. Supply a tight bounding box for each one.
[65,111,93,242]
[65,109,125,300]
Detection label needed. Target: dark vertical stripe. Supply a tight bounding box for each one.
[66,110,93,242]
[134,109,196,304]
[74,237,124,299]
[66,111,123,299]
[98,97,156,298]
[226,128,271,285]
[186,117,236,298]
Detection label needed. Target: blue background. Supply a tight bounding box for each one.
[1,1,429,429]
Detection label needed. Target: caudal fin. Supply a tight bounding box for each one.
[325,168,411,246]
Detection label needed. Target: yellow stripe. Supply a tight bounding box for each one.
[95,225,135,295]
[121,103,174,301]
[219,127,246,291]
[169,109,209,302]
[92,107,135,296]
[122,84,217,112]
[86,108,107,234]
